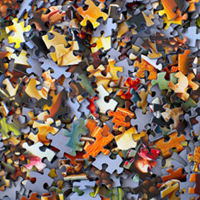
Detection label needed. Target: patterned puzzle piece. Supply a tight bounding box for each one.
[87,95,99,118]
[134,57,157,80]
[77,0,108,28]
[0,28,9,43]
[151,72,177,92]
[157,167,187,188]
[50,41,82,66]
[42,90,69,121]
[108,105,134,130]
[70,187,101,200]
[104,59,123,84]
[59,159,87,181]
[159,0,178,20]
[30,118,59,145]
[65,118,88,156]
[161,104,184,130]
[83,120,114,159]
[116,127,147,150]
[152,131,186,159]
[21,193,41,200]
[116,77,141,101]
[189,173,200,200]
[0,117,24,139]
[42,30,68,49]
[95,85,118,113]
[132,176,162,200]
[22,142,55,170]
[5,18,31,48]
[91,166,114,189]
[168,71,199,101]
[188,146,200,173]
[160,180,180,200]
[87,64,112,93]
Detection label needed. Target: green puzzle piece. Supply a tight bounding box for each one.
[0,117,23,139]
[151,72,177,92]
[0,28,9,42]
[64,118,88,156]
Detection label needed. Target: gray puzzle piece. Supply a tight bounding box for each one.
[151,157,162,176]
[147,84,163,103]
[180,174,198,200]
[93,18,117,37]
[17,0,34,19]
[110,173,121,187]
[121,172,139,188]
[43,158,66,183]
[92,153,123,174]
[25,168,53,196]
[182,26,200,47]
[79,99,90,116]
[47,128,71,158]
[69,188,101,200]
[115,58,134,77]
[39,57,71,79]
[65,96,81,120]
[26,51,43,76]
[0,177,23,200]
[107,48,121,62]
[131,107,153,132]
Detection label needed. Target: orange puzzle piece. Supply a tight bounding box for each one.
[83,120,114,159]
[160,0,178,20]
[108,106,134,130]
[134,59,157,80]
[31,118,59,145]
[188,146,200,173]
[168,71,199,101]
[77,0,108,28]
[21,193,41,200]
[152,131,185,159]
[157,167,187,188]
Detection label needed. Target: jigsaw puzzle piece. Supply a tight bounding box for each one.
[77,0,108,28]
[65,118,88,156]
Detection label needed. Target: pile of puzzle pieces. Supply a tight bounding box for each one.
[2,0,200,199]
